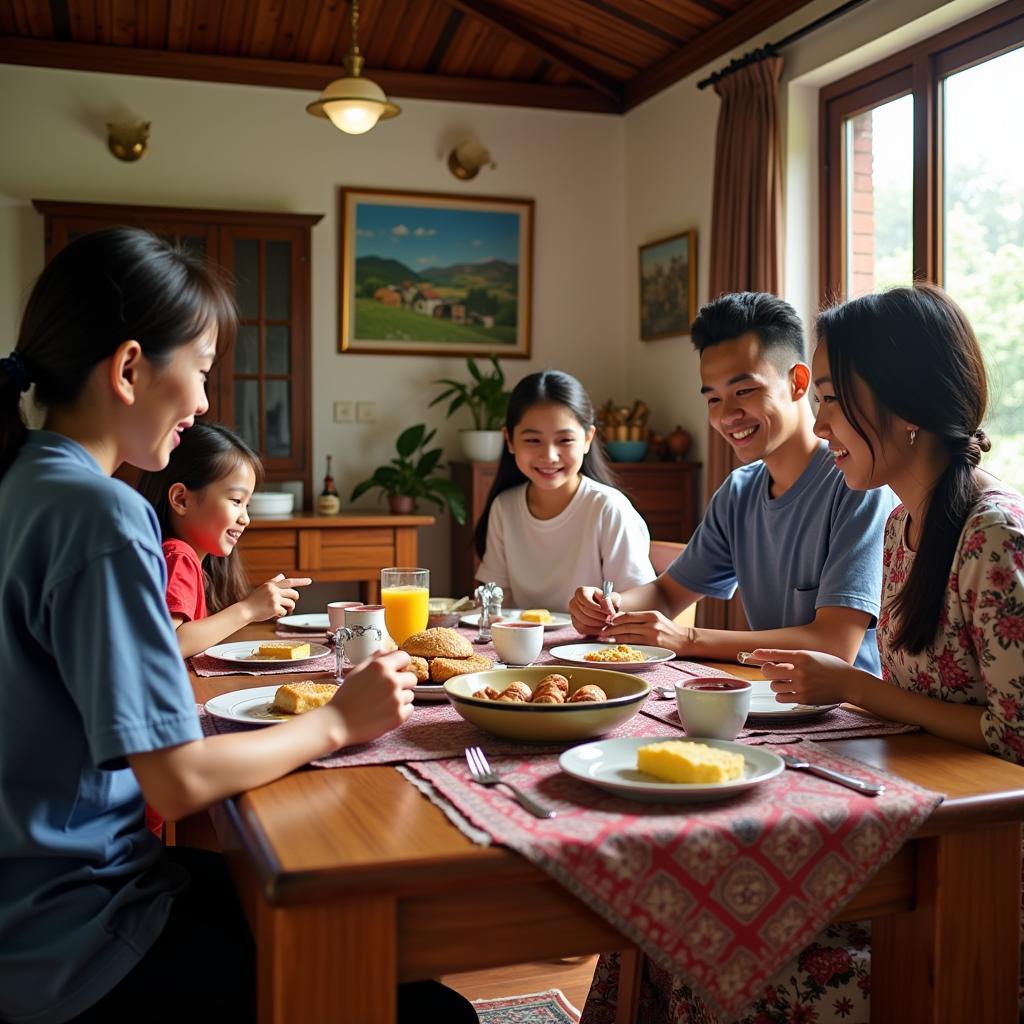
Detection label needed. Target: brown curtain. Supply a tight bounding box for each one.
[698,57,784,631]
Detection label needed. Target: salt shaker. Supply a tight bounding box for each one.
[473,581,504,644]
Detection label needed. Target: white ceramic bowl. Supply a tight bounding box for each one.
[247,491,295,517]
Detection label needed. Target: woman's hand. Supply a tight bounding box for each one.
[326,650,416,746]
[242,573,313,622]
[597,609,697,655]
[746,648,858,706]
[569,586,622,635]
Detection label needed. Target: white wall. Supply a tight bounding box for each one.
[621,0,1004,493]
[0,66,626,594]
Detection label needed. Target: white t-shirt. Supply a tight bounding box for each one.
[476,475,656,611]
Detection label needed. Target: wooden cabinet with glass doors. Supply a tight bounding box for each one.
[33,200,321,504]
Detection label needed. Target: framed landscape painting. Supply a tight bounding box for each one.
[339,187,534,357]
[639,228,697,341]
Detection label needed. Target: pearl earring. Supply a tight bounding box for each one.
[909,429,917,447]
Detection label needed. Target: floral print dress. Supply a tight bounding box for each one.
[581,485,1024,1024]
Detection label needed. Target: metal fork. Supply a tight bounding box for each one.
[780,753,885,797]
[464,746,556,819]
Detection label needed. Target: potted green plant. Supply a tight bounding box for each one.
[430,356,511,462]
[350,424,466,523]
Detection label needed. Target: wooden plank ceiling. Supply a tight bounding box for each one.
[0,0,818,112]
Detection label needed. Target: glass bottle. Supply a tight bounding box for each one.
[317,454,341,515]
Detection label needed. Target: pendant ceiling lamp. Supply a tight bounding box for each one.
[306,0,400,136]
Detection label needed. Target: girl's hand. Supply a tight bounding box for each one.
[243,573,313,622]
[327,650,416,746]
[746,648,856,706]
[569,586,622,635]
[598,609,696,654]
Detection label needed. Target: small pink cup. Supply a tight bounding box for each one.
[327,601,362,631]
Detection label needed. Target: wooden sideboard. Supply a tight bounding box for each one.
[449,460,701,598]
[238,513,434,602]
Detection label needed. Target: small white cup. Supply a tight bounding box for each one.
[340,604,388,664]
[327,601,362,632]
[674,677,752,740]
[491,621,544,666]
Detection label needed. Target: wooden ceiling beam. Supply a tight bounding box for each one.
[0,35,620,111]
[442,0,623,106]
[624,0,816,109]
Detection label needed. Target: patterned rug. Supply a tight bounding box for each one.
[474,988,580,1023]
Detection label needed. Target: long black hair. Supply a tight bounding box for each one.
[137,422,263,613]
[817,282,990,654]
[473,369,616,558]
[0,227,236,480]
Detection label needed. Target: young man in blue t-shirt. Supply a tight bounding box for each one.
[570,292,895,672]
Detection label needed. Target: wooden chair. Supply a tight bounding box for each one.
[648,540,696,628]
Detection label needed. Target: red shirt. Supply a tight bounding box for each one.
[162,538,208,623]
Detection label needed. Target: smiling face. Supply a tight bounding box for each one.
[811,341,903,490]
[699,332,809,464]
[127,329,216,472]
[507,401,595,495]
[173,458,257,559]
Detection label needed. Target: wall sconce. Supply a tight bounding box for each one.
[447,140,496,181]
[107,121,150,162]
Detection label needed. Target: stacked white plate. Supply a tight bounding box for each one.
[248,492,295,517]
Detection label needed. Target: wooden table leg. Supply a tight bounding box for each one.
[873,823,1020,1023]
[615,948,643,1024]
[257,895,397,1024]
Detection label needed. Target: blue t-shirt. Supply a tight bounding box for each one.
[668,443,896,673]
[0,432,203,1024]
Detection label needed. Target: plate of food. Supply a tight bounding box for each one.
[459,609,573,631]
[202,640,331,666]
[276,613,330,632]
[746,680,839,721]
[548,642,675,672]
[559,736,784,803]
[204,681,338,725]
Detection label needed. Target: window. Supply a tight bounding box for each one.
[822,3,1024,489]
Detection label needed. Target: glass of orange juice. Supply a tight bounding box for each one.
[380,568,429,646]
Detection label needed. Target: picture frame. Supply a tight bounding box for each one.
[339,187,534,358]
[638,228,697,341]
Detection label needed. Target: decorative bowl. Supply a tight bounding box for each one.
[427,597,469,628]
[605,440,649,462]
[444,667,650,742]
[247,491,295,517]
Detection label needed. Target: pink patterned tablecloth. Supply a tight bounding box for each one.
[408,743,942,1020]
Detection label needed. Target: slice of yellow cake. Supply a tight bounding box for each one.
[273,681,338,714]
[256,641,311,660]
[637,741,744,784]
[520,609,553,624]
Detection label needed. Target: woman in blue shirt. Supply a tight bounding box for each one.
[0,228,476,1024]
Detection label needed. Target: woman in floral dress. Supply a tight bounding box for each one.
[582,282,1024,1024]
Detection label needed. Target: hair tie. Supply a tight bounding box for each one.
[973,428,991,453]
[0,352,31,394]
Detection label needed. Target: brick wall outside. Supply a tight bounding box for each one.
[848,112,876,297]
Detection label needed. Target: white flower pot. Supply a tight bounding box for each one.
[460,430,505,463]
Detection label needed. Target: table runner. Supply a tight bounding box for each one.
[197,700,683,768]
[641,698,920,745]
[407,743,941,1020]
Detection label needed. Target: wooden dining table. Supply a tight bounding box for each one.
[182,624,1024,1024]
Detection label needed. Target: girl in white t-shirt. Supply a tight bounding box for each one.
[474,370,655,611]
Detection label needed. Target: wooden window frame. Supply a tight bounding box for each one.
[820,1,1024,302]
[33,199,321,505]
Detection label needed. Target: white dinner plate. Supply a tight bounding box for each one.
[460,610,572,631]
[412,682,450,701]
[745,680,839,721]
[549,642,675,673]
[204,685,301,725]
[202,640,331,666]
[559,736,784,803]
[276,613,330,632]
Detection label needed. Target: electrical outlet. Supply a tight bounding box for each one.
[333,401,354,423]
[356,401,377,423]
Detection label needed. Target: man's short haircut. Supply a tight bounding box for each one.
[690,292,805,369]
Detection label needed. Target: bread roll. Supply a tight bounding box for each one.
[408,656,429,682]
[401,627,473,659]
[429,653,493,682]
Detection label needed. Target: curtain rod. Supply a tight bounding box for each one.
[697,0,871,90]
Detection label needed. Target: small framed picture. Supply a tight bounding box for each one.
[638,229,697,341]
[339,187,533,358]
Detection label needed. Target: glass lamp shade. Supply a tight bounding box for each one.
[306,76,400,135]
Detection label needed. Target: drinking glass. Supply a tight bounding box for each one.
[380,568,429,645]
